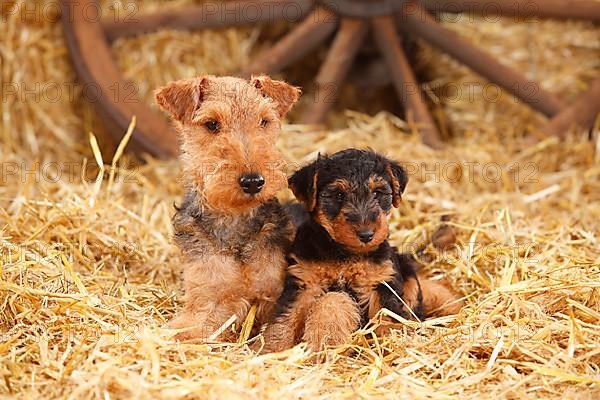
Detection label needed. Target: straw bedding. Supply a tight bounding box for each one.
[1,1,599,398]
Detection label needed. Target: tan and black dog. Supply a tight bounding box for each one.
[263,149,461,352]
[155,75,300,341]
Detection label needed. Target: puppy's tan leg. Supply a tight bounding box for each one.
[302,292,361,352]
[401,276,423,315]
[368,291,397,338]
[262,288,323,353]
[419,278,462,317]
[369,275,423,337]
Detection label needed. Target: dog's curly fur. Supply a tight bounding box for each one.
[263,149,462,352]
[155,75,300,341]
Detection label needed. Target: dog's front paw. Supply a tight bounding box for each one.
[169,312,209,341]
[302,292,361,352]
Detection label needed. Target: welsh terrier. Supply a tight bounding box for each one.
[263,149,462,352]
[155,75,300,341]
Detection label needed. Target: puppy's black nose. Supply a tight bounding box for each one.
[239,173,265,194]
[358,230,374,243]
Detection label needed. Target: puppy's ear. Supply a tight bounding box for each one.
[289,159,320,212]
[386,160,408,207]
[252,75,301,117]
[155,76,208,123]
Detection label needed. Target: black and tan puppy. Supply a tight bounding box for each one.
[263,149,461,352]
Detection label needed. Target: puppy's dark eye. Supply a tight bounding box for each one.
[335,191,345,203]
[204,120,220,133]
[374,189,391,201]
[260,118,270,128]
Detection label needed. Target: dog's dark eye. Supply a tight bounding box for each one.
[204,120,220,133]
[374,190,385,199]
[374,188,391,198]
[260,118,270,128]
[335,191,345,203]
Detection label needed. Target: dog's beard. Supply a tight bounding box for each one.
[199,162,287,214]
[181,135,287,214]
[317,210,390,253]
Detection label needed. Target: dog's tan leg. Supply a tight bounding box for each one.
[169,311,210,341]
[262,288,323,353]
[262,316,299,353]
[419,278,463,317]
[171,255,250,341]
[302,292,361,352]
[170,298,250,341]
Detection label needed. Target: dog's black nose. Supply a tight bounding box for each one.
[239,173,265,194]
[358,230,374,243]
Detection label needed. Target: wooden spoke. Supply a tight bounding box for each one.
[241,7,339,76]
[543,78,600,137]
[303,18,368,124]
[398,1,566,117]
[373,16,444,149]
[102,0,315,42]
[61,0,177,158]
[420,0,600,22]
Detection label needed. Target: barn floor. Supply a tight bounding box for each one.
[1,1,599,398]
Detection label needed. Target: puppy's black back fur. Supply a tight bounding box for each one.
[282,202,310,228]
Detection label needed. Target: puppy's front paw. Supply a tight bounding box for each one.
[302,292,361,352]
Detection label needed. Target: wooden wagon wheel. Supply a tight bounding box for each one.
[61,0,600,157]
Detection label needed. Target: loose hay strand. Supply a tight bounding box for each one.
[238,305,257,345]
[108,116,137,193]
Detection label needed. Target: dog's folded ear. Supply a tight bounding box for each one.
[252,76,301,117]
[155,76,208,123]
[288,159,320,212]
[385,160,408,207]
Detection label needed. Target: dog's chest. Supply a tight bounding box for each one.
[174,201,288,300]
[209,217,262,256]
[175,206,287,263]
[291,258,395,294]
